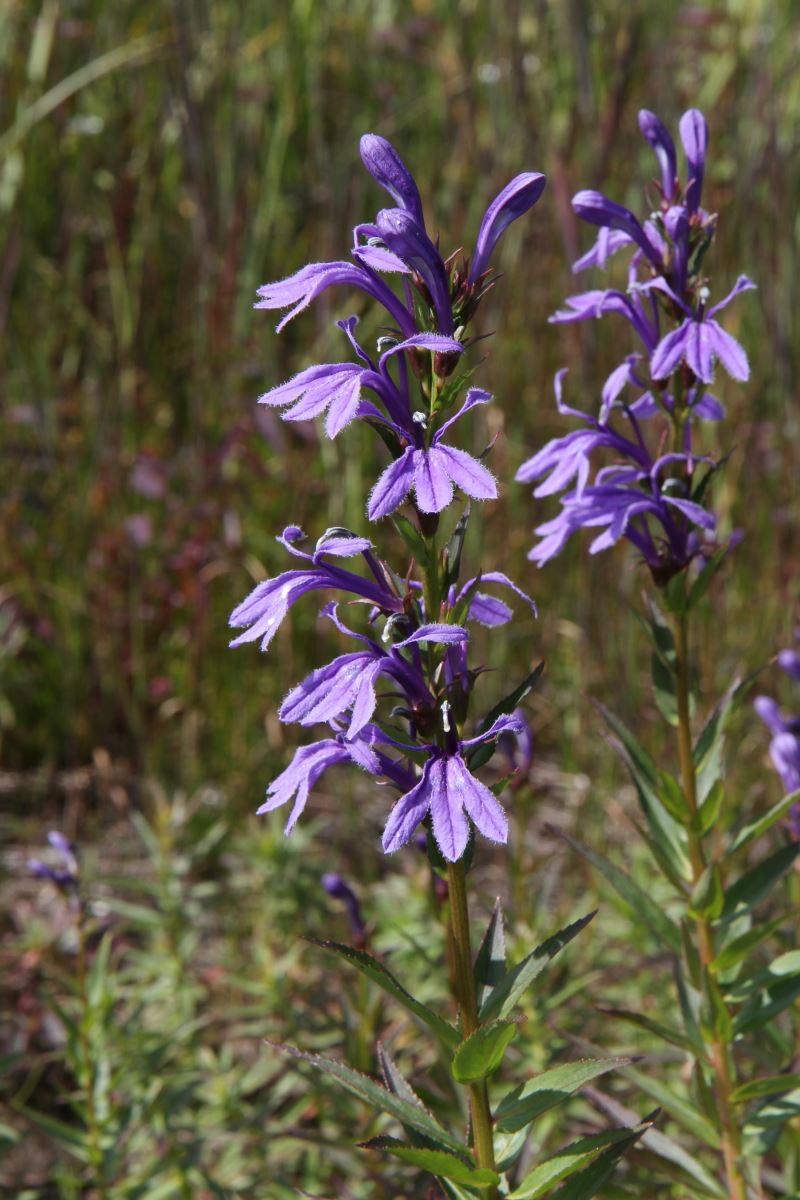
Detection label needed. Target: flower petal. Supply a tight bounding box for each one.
[446,755,508,845]
[368,447,417,520]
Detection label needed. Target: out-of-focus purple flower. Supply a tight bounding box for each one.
[28,831,79,892]
[382,714,524,861]
[755,635,800,827]
[499,708,535,783]
[322,872,367,940]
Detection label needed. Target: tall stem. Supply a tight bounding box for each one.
[673,608,748,1200]
[447,859,497,1189]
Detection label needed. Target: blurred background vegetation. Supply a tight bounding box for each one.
[1,0,798,1195]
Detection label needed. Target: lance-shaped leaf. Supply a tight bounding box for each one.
[308,940,459,1046]
[474,898,506,1009]
[549,1118,653,1199]
[376,1042,448,1149]
[451,1019,518,1083]
[496,1059,628,1133]
[588,1084,726,1197]
[732,1074,800,1104]
[720,841,799,922]
[597,1007,700,1058]
[733,964,800,1035]
[554,830,681,953]
[508,1127,641,1199]
[273,1044,465,1152]
[743,1088,800,1157]
[480,910,596,1021]
[621,1065,719,1148]
[468,663,545,771]
[712,913,792,972]
[360,1136,499,1187]
[729,788,800,854]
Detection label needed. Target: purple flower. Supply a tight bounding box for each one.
[382,714,524,861]
[755,635,800,818]
[255,260,417,337]
[518,371,716,577]
[360,134,426,229]
[649,276,755,384]
[28,831,79,892]
[229,527,402,652]
[468,172,546,283]
[322,872,366,940]
[279,603,467,738]
[572,190,663,272]
[638,109,678,200]
[368,388,497,520]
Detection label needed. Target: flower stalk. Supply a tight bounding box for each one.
[673,602,747,1200]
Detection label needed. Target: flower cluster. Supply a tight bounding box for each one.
[232,135,544,862]
[518,108,753,583]
[257,134,545,521]
[755,637,800,835]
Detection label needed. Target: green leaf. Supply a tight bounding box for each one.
[594,700,659,789]
[733,971,800,1035]
[621,1066,719,1148]
[479,910,596,1021]
[391,514,429,568]
[597,1007,700,1057]
[451,1019,518,1083]
[308,940,458,1046]
[361,1136,499,1187]
[702,968,733,1042]
[686,546,729,611]
[640,593,676,667]
[743,1088,800,1156]
[443,507,470,588]
[732,1074,800,1103]
[474,899,506,1009]
[556,831,681,953]
[496,1059,627,1133]
[720,841,799,922]
[652,652,679,725]
[688,863,724,921]
[377,1043,433,1111]
[508,1128,636,1199]
[468,663,545,771]
[657,771,693,824]
[696,779,725,837]
[12,1106,89,1161]
[712,914,793,972]
[552,1121,651,1199]
[729,789,800,854]
[274,1045,465,1153]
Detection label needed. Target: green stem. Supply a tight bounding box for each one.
[447,860,497,1191]
[673,608,748,1200]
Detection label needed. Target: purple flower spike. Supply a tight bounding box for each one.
[360,134,426,230]
[468,172,547,283]
[638,109,678,199]
[572,191,663,271]
[375,208,454,334]
[679,108,708,213]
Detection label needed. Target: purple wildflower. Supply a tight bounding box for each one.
[322,872,366,941]
[382,714,524,861]
[28,831,79,892]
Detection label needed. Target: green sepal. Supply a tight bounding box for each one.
[451,1019,519,1083]
[729,788,800,854]
[557,830,681,952]
[720,840,799,922]
[696,779,725,837]
[468,662,545,771]
[507,1126,642,1199]
[474,898,506,1009]
[306,940,459,1047]
[732,1074,800,1103]
[273,1044,465,1152]
[360,1136,499,1187]
[597,1006,700,1057]
[391,514,429,569]
[688,863,725,921]
[495,1058,628,1133]
[479,910,596,1021]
